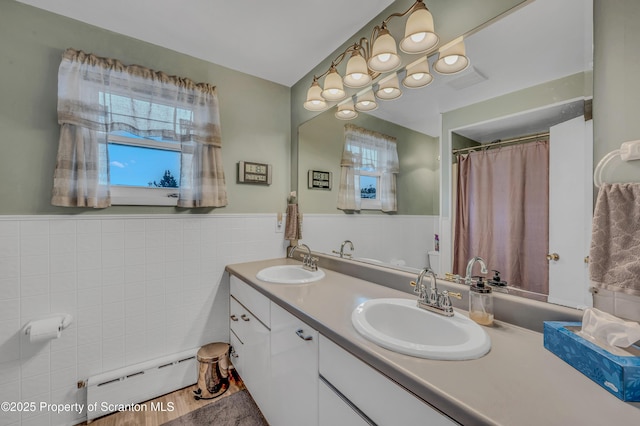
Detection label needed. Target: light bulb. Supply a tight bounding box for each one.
[360,101,371,106]
[351,73,363,81]
[383,88,394,94]
[444,55,459,65]
[377,53,391,63]
[411,73,425,80]
[410,32,426,43]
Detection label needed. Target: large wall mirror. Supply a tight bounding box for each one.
[297,0,593,308]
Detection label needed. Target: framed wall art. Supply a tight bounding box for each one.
[237,161,272,185]
[308,170,332,190]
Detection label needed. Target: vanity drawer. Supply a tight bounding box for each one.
[229,297,268,343]
[230,275,270,326]
[319,336,457,426]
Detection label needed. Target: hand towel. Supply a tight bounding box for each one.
[589,183,640,296]
[285,204,302,241]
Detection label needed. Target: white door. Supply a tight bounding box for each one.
[548,116,593,308]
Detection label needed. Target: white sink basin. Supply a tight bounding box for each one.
[256,265,325,284]
[352,298,491,360]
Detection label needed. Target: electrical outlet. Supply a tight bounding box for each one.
[275,215,284,233]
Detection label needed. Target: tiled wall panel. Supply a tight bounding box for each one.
[0,214,286,426]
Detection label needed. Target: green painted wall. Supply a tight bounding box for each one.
[593,0,640,176]
[298,110,439,215]
[0,1,291,215]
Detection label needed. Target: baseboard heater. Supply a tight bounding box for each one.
[82,348,198,421]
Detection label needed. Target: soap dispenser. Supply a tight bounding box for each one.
[469,276,494,326]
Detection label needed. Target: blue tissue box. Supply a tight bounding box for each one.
[543,321,640,401]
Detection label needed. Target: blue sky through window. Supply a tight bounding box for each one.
[108,143,180,187]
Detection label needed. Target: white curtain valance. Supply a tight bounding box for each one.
[341,124,399,173]
[57,48,221,146]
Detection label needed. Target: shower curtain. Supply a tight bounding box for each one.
[453,141,549,295]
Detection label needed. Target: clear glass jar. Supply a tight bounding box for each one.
[469,282,494,326]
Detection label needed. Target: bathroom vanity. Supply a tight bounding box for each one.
[225,257,640,425]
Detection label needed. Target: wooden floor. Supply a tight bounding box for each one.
[77,377,246,426]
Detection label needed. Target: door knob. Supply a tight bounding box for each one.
[546,253,560,261]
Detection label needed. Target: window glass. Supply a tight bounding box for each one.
[359,175,378,199]
[108,143,180,188]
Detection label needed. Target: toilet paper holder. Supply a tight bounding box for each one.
[23,313,73,336]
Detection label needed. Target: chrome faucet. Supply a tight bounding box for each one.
[411,268,461,317]
[332,240,355,258]
[465,256,488,285]
[288,243,318,271]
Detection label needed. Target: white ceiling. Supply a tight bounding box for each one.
[17,0,592,138]
[16,0,395,87]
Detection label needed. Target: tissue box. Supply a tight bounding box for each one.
[543,321,640,401]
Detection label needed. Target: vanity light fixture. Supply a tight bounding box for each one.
[355,88,378,112]
[402,56,433,88]
[321,66,346,101]
[433,37,470,75]
[344,51,372,88]
[376,73,402,100]
[336,98,358,120]
[303,79,328,111]
[368,26,402,73]
[302,0,471,120]
[303,1,439,110]
[399,1,439,54]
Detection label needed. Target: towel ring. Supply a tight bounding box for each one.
[593,149,621,188]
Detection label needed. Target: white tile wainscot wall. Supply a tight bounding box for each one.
[300,214,440,269]
[0,214,286,426]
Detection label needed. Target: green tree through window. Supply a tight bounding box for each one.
[151,170,178,188]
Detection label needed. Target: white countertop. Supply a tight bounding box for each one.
[226,258,640,426]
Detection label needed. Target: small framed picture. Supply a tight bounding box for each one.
[308,170,332,190]
[238,161,272,185]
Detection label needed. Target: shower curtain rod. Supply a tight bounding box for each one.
[452,131,550,155]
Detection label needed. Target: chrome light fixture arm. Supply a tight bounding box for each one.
[381,0,427,27]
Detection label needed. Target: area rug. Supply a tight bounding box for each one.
[161,389,268,426]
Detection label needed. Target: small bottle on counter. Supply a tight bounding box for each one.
[469,276,494,326]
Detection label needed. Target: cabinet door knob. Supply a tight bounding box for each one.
[296,329,313,341]
[230,314,238,321]
[240,314,250,321]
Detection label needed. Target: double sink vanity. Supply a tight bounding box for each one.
[225,253,640,425]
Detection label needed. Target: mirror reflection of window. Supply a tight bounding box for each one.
[338,124,399,212]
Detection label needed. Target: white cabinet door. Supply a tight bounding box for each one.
[229,296,270,419]
[270,302,319,426]
[319,379,372,426]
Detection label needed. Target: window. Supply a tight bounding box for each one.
[99,92,190,206]
[337,125,399,212]
[52,48,227,209]
[359,174,379,206]
[107,131,182,205]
